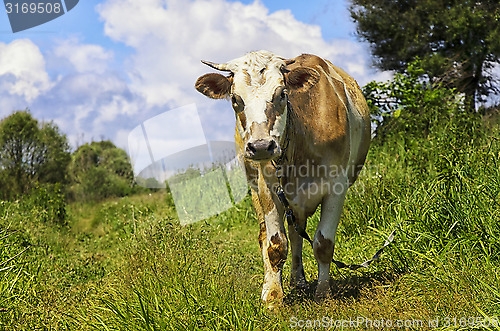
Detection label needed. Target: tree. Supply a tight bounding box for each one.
[0,110,71,200]
[350,0,500,111]
[363,59,481,143]
[68,140,134,201]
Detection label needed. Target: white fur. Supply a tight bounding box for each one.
[270,108,287,139]
[229,51,286,132]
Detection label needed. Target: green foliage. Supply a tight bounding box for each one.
[166,167,201,185]
[1,130,499,330]
[350,62,498,268]
[350,0,500,110]
[0,110,71,200]
[364,59,471,143]
[0,221,31,327]
[349,123,499,251]
[68,141,134,202]
[0,184,67,227]
[21,183,68,225]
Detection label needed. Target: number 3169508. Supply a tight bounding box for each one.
[5,2,62,14]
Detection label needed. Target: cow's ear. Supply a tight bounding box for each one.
[285,67,320,92]
[195,73,232,99]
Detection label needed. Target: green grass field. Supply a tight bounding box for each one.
[1,119,499,330]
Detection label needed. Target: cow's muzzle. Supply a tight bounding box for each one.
[245,139,280,160]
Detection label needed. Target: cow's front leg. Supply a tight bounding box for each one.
[259,204,288,304]
[251,162,288,305]
[313,176,348,301]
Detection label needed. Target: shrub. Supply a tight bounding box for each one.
[68,141,134,202]
[21,183,67,225]
[364,59,467,143]
[354,60,500,269]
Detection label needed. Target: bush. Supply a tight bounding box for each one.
[363,59,467,143]
[21,183,67,225]
[68,141,135,202]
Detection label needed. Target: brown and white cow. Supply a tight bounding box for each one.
[195,51,370,303]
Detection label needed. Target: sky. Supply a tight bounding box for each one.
[0,0,392,161]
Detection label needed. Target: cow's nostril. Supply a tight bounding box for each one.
[246,139,277,159]
[247,143,257,154]
[267,140,277,152]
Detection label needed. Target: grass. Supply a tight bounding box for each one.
[0,120,499,330]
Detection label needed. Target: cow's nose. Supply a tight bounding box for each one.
[246,139,278,160]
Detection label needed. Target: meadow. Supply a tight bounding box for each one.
[1,107,499,329]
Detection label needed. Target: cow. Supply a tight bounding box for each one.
[195,51,371,304]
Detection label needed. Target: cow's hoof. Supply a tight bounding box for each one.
[314,291,332,302]
[290,278,308,291]
[262,287,284,306]
[314,282,331,302]
[264,298,283,311]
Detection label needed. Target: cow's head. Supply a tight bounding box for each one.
[195,51,319,161]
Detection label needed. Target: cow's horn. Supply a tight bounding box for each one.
[201,60,232,72]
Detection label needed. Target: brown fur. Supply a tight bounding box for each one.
[286,55,350,167]
[258,220,266,250]
[314,232,334,264]
[267,233,287,271]
[195,73,232,99]
[285,67,320,92]
[256,164,276,214]
[237,111,247,131]
[265,102,278,131]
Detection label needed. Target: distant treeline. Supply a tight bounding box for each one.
[0,110,143,224]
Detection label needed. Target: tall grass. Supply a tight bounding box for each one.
[1,111,499,329]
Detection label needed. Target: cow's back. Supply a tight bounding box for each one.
[328,62,371,184]
[286,54,370,185]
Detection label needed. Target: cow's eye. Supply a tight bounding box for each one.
[274,86,287,105]
[231,94,244,113]
[280,89,287,101]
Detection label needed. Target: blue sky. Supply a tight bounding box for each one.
[0,0,391,171]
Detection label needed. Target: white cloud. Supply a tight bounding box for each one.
[34,71,145,148]
[0,38,142,148]
[53,37,114,74]
[97,0,389,111]
[0,39,52,105]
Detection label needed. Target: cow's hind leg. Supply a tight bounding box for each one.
[288,224,307,290]
[313,177,348,301]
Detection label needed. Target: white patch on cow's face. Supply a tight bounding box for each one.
[242,96,268,125]
[227,51,288,146]
[270,107,287,142]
